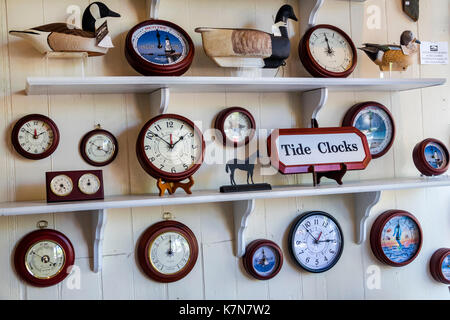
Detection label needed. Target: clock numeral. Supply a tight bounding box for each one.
[166,121,174,128]
[146,132,154,139]
[171,167,176,173]
[154,124,162,131]
[145,145,151,150]
[306,257,310,263]
[305,221,311,228]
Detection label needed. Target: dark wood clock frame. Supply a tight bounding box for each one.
[412,138,449,176]
[137,220,199,283]
[80,128,118,167]
[214,107,256,147]
[429,248,450,284]
[243,239,283,280]
[14,229,75,287]
[299,24,357,78]
[125,19,195,76]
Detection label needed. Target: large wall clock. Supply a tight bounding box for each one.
[137,220,198,283]
[370,210,423,267]
[243,239,283,280]
[11,114,60,160]
[14,226,75,287]
[125,19,194,76]
[298,24,357,78]
[80,128,118,167]
[288,211,344,273]
[412,138,449,176]
[430,248,450,285]
[342,101,395,159]
[214,107,256,147]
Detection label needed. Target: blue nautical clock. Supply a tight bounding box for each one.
[243,240,283,280]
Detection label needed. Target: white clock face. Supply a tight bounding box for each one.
[50,175,73,197]
[223,111,253,144]
[308,27,354,73]
[84,132,116,164]
[149,231,191,275]
[291,213,343,272]
[17,119,55,155]
[78,173,101,195]
[25,240,66,279]
[143,117,203,175]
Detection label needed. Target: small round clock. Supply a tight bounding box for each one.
[11,114,60,160]
[14,227,75,287]
[289,211,344,273]
[430,248,450,285]
[136,114,205,182]
[125,19,194,76]
[342,102,395,159]
[214,107,256,147]
[299,24,357,78]
[78,173,101,195]
[370,210,423,267]
[137,220,198,283]
[243,239,283,280]
[50,174,73,197]
[80,128,118,167]
[412,138,449,176]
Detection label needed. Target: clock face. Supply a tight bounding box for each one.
[149,231,191,275]
[289,212,343,273]
[442,254,450,281]
[81,129,118,166]
[50,175,73,197]
[216,107,256,146]
[78,173,101,195]
[252,246,278,276]
[424,141,447,169]
[243,240,283,280]
[413,138,449,176]
[25,240,66,279]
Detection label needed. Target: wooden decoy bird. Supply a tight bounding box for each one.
[9,2,120,57]
[195,4,298,68]
[359,30,421,71]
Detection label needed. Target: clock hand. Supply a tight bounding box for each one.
[304,226,318,242]
[150,131,173,148]
[317,231,322,242]
[318,239,336,243]
[172,133,190,148]
[324,34,333,54]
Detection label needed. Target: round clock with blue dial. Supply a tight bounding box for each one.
[413,138,449,176]
[430,248,450,284]
[243,240,283,280]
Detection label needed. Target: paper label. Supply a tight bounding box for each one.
[420,41,448,65]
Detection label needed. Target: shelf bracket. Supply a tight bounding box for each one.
[149,87,170,115]
[300,87,328,128]
[147,0,160,19]
[354,191,381,244]
[233,199,256,257]
[92,209,107,273]
[308,0,325,28]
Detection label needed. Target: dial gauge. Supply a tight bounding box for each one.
[412,138,449,176]
[12,114,60,160]
[299,24,357,78]
[137,220,198,282]
[78,173,101,195]
[243,240,283,280]
[342,102,395,159]
[25,240,65,279]
[215,107,256,147]
[80,129,118,167]
[50,175,73,197]
[430,248,450,285]
[370,210,423,267]
[289,211,344,273]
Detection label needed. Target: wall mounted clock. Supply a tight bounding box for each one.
[412,138,449,176]
[80,127,118,167]
[288,211,344,273]
[298,24,357,78]
[430,248,450,285]
[243,239,283,280]
[342,101,395,159]
[11,114,60,160]
[14,225,75,287]
[370,210,423,267]
[125,19,194,76]
[137,220,198,283]
[214,107,256,147]
[136,113,205,196]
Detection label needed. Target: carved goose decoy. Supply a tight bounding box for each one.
[359,30,421,71]
[9,2,120,57]
[195,4,297,68]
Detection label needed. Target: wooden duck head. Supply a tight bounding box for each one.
[400,30,420,55]
[82,2,121,33]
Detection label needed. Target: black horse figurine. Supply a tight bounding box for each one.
[225,151,259,186]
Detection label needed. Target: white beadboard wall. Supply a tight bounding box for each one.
[0,0,449,300]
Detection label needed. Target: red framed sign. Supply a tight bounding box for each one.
[267,127,371,174]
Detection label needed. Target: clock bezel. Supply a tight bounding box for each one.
[412,138,449,176]
[429,248,450,285]
[80,128,119,167]
[214,106,256,147]
[243,239,283,280]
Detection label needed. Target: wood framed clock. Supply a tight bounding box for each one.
[11,114,60,160]
[299,24,357,78]
[342,101,395,159]
[214,107,256,147]
[429,248,450,285]
[370,210,423,267]
[243,239,283,280]
[125,19,194,76]
[14,227,75,287]
[288,211,344,273]
[80,128,118,167]
[412,138,449,176]
[137,220,198,283]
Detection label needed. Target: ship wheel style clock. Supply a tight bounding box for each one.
[80,127,118,166]
[14,221,75,287]
[430,248,450,285]
[370,210,423,267]
[243,240,283,280]
[136,114,205,196]
[137,220,198,283]
[11,114,60,160]
[125,20,194,76]
[299,24,357,78]
[412,138,449,176]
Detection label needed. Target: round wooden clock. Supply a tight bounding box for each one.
[12,114,60,160]
[430,248,450,285]
[299,24,357,78]
[125,19,194,76]
[243,239,283,280]
[370,210,423,267]
[214,107,256,147]
[412,138,449,176]
[342,101,395,159]
[80,128,118,166]
[137,220,198,283]
[14,226,75,287]
[288,211,344,273]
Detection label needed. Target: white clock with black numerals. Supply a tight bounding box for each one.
[289,211,344,273]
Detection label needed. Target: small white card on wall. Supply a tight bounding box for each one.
[420,42,448,64]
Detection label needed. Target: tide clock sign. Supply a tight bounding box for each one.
[267,127,371,185]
